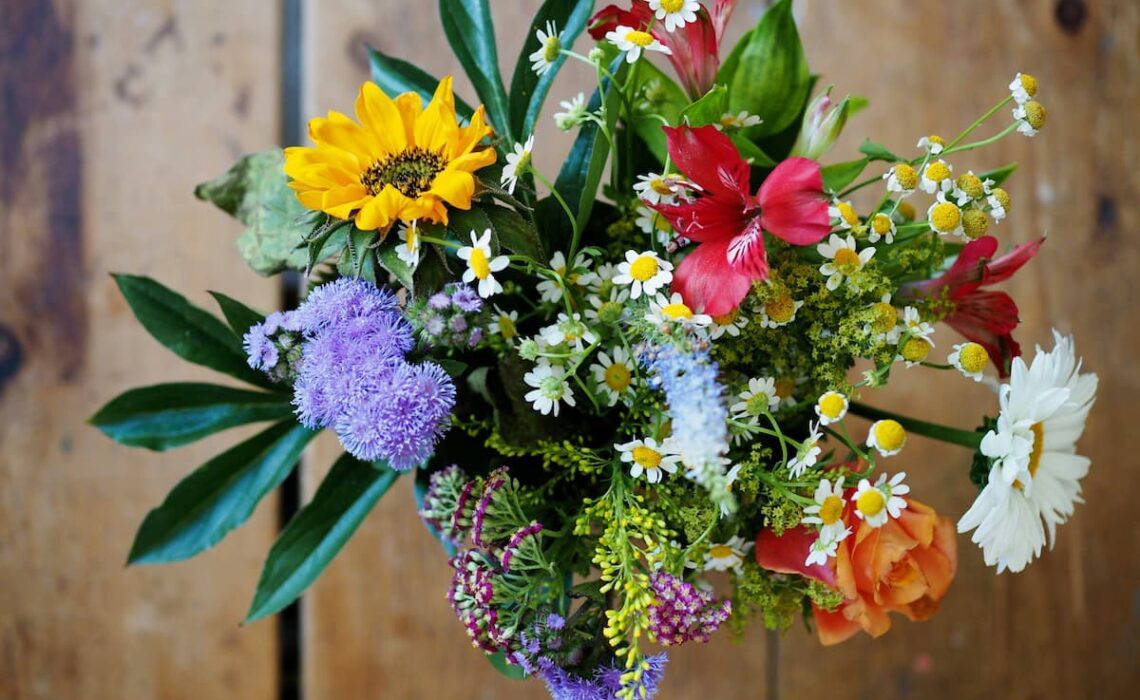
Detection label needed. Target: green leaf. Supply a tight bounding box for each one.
[195,150,310,276]
[128,421,316,565]
[376,236,416,290]
[306,221,350,274]
[484,204,544,260]
[245,455,400,622]
[447,207,494,248]
[821,157,870,193]
[209,291,267,338]
[367,47,475,119]
[91,383,293,451]
[436,359,469,378]
[631,61,688,164]
[412,241,454,296]
[723,0,811,139]
[730,133,778,168]
[439,0,512,143]
[113,274,275,390]
[979,162,1018,187]
[487,651,528,680]
[508,0,595,139]
[678,84,728,128]
[858,138,902,163]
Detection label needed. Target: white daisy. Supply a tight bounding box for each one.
[957,467,1045,573]
[851,472,909,528]
[805,531,847,567]
[919,159,954,194]
[588,262,620,294]
[605,25,672,63]
[501,135,535,195]
[529,21,562,76]
[645,292,711,328]
[867,212,896,244]
[988,187,1011,223]
[865,293,901,343]
[757,294,804,329]
[613,250,673,299]
[949,342,989,382]
[1013,100,1046,137]
[721,464,744,517]
[818,234,875,291]
[537,251,596,303]
[787,423,824,478]
[927,192,965,238]
[489,306,519,341]
[703,535,751,573]
[829,200,861,230]
[774,375,807,410]
[866,419,907,457]
[1009,72,1038,105]
[616,436,681,483]
[584,287,629,325]
[950,170,994,206]
[715,110,762,131]
[708,306,749,339]
[882,163,918,197]
[633,172,688,205]
[916,134,945,155]
[634,205,674,247]
[553,92,588,131]
[590,346,636,406]
[539,312,597,351]
[731,377,780,424]
[648,0,700,32]
[802,477,851,544]
[901,306,935,342]
[457,228,509,298]
[523,361,576,416]
[395,220,420,267]
[814,391,848,426]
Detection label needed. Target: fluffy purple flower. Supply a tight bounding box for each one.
[450,284,483,313]
[449,315,469,333]
[295,278,398,332]
[243,324,279,371]
[539,654,668,700]
[646,572,731,646]
[429,291,452,310]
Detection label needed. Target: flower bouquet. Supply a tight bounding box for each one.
[92,0,1097,697]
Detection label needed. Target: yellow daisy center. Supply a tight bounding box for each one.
[596,300,623,324]
[871,302,897,334]
[901,337,932,363]
[930,202,962,232]
[632,445,662,469]
[924,162,950,182]
[774,378,796,400]
[962,209,990,240]
[650,178,674,195]
[361,146,447,198]
[629,255,659,281]
[1023,101,1047,130]
[818,393,846,420]
[542,35,561,63]
[872,420,907,452]
[708,545,734,560]
[856,488,886,517]
[1027,422,1045,478]
[765,295,797,324]
[1019,73,1038,97]
[896,201,916,221]
[833,247,862,269]
[870,213,893,236]
[604,363,632,392]
[958,343,988,373]
[662,302,693,320]
[991,187,1012,212]
[712,308,739,326]
[956,173,985,199]
[836,201,859,226]
[744,392,771,416]
[926,134,945,148]
[820,495,845,525]
[469,247,491,280]
[497,314,517,339]
[893,163,918,190]
[719,114,738,128]
[662,0,685,11]
[626,30,655,47]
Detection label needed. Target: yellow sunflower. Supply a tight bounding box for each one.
[283,77,496,232]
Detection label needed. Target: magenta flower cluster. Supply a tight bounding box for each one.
[646,572,732,646]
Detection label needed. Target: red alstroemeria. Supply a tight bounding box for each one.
[589,1,738,98]
[900,235,1044,377]
[648,125,829,316]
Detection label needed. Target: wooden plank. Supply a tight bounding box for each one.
[775,1,1139,698]
[0,2,283,698]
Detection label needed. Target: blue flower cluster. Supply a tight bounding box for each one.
[539,654,667,700]
[244,278,455,470]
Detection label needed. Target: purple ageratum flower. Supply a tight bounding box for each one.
[449,283,484,313]
[243,324,279,371]
[428,291,452,310]
[539,654,668,700]
[646,572,731,646]
[449,315,469,333]
[294,278,399,333]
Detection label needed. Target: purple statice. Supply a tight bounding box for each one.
[419,466,479,545]
[646,572,731,646]
[539,654,668,700]
[500,521,544,572]
[293,277,398,331]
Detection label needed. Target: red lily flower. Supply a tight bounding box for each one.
[901,235,1044,377]
[589,1,738,98]
[648,125,829,316]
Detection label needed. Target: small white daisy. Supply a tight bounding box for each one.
[901,306,935,341]
[634,205,674,247]
[708,306,749,339]
[1013,100,1046,137]
[774,375,807,409]
[866,212,896,244]
[865,293,900,343]
[613,250,673,299]
[757,294,804,329]
[988,187,1011,222]
[851,472,909,528]
[804,531,848,567]
[457,228,509,298]
[395,220,420,267]
[633,172,688,205]
[715,110,762,131]
[731,377,780,424]
[950,170,994,206]
[818,234,875,291]
[927,192,965,238]
[1009,72,1038,105]
[529,21,562,76]
[537,251,596,303]
[605,25,672,63]
[802,477,852,544]
[584,287,629,325]
[539,312,597,350]
[590,346,637,406]
[814,391,848,426]
[787,423,824,478]
[649,0,701,32]
[829,200,861,230]
[523,361,576,416]
[703,535,752,573]
[588,261,620,294]
[919,159,954,194]
[948,342,989,381]
[501,135,535,194]
[866,419,907,457]
[916,134,945,155]
[489,306,519,341]
[882,163,919,197]
[645,292,712,328]
[616,436,681,483]
[553,92,588,130]
[721,464,744,517]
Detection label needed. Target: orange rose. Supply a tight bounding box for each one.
[755,496,957,645]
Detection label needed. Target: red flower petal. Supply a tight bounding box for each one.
[984,236,1045,285]
[652,193,748,244]
[671,237,755,316]
[726,215,769,279]
[754,525,837,588]
[946,289,1023,377]
[663,125,750,200]
[587,4,651,39]
[757,157,830,245]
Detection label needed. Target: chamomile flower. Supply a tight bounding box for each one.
[537,251,595,303]
[901,306,935,342]
[715,110,762,131]
[633,172,688,205]
[829,200,861,230]
[757,293,804,328]
[917,134,945,154]
[1013,100,1046,137]
[589,262,619,294]
[802,477,852,544]
[529,21,562,76]
[708,307,749,339]
[395,220,420,267]
[553,92,589,131]
[635,205,675,247]
[818,234,875,291]
[614,250,673,299]
[866,419,907,457]
[703,535,751,573]
[617,436,681,483]
[988,187,1012,222]
[591,346,637,406]
[523,361,576,416]
[919,159,954,194]
[805,531,847,567]
[721,464,744,517]
[731,377,780,424]
[952,170,993,206]
[814,391,848,426]
[457,229,509,298]
[898,336,933,367]
[949,342,988,381]
[1009,72,1038,105]
[774,375,807,409]
[646,292,712,328]
[851,472,909,528]
[501,135,535,194]
[489,306,519,341]
[867,212,896,244]
[927,192,965,238]
[539,312,597,350]
[882,162,919,197]
[649,0,701,32]
[787,423,824,478]
[584,287,629,325]
[865,293,900,342]
[606,25,672,63]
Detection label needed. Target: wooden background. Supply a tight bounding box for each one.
[1,0,1136,698]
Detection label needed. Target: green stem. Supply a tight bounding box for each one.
[941,123,1018,156]
[945,96,1013,150]
[849,401,982,449]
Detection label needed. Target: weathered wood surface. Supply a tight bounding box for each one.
[0,2,282,699]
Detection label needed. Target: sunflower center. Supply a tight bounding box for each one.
[626,30,655,47]
[765,295,796,323]
[857,489,886,517]
[632,446,662,469]
[604,363,632,391]
[820,495,845,525]
[629,255,659,281]
[662,0,685,11]
[469,248,491,280]
[833,247,861,270]
[361,146,447,198]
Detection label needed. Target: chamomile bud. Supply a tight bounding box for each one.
[1013,100,1046,136]
[962,208,990,240]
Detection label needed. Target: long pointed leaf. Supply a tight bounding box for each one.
[128,421,316,564]
[439,0,512,142]
[367,47,475,119]
[209,291,267,338]
[245,454,400,622]
[91,382,293,451]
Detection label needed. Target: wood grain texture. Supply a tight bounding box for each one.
[0,2,283,698]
